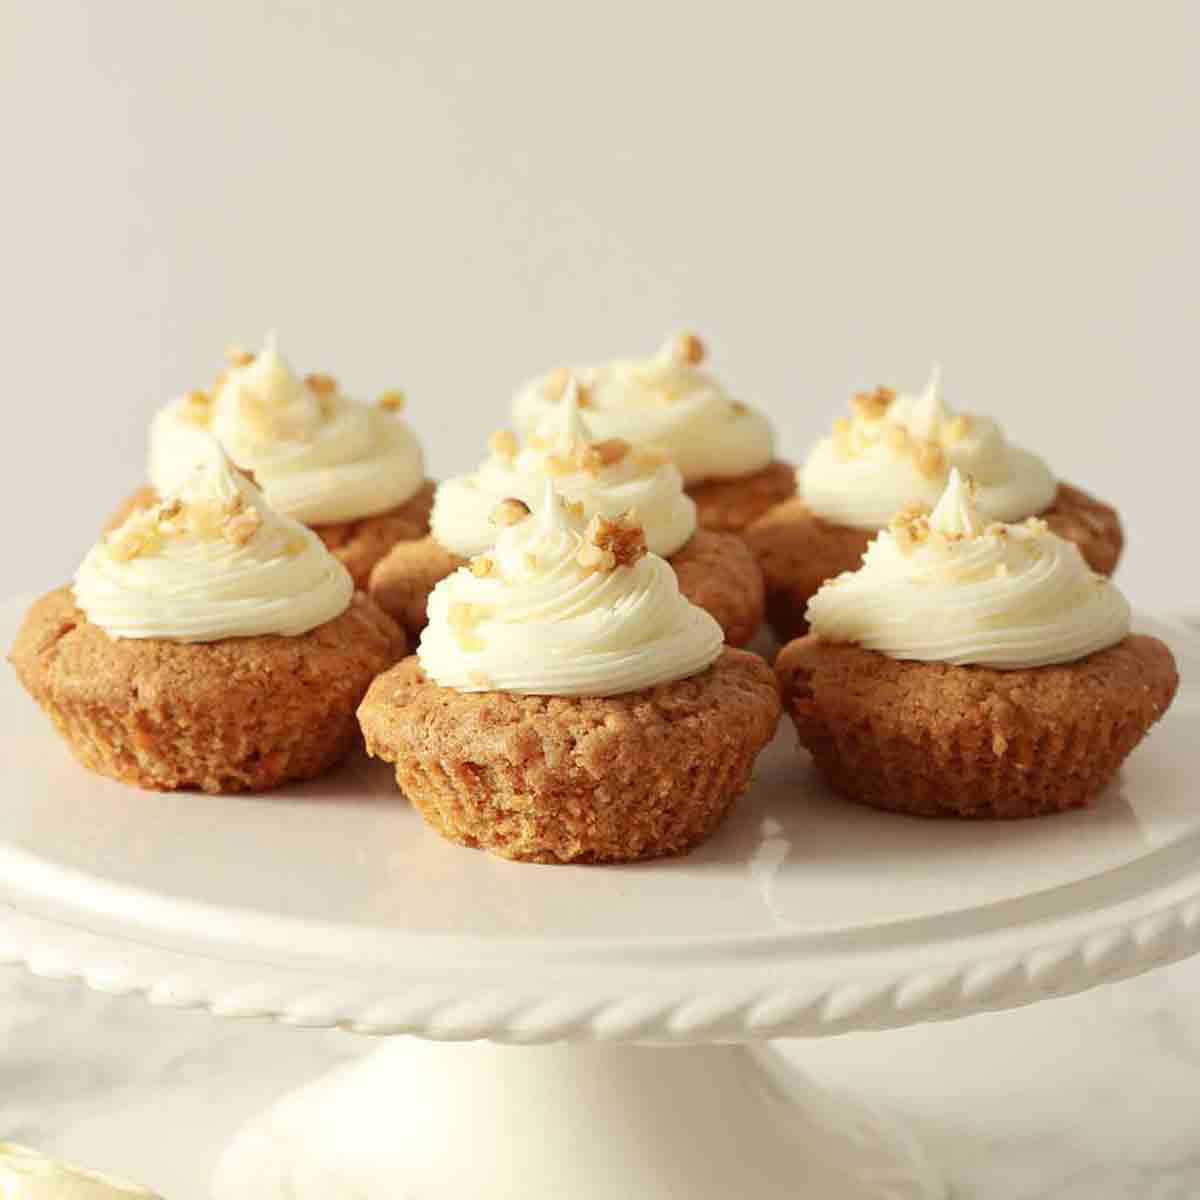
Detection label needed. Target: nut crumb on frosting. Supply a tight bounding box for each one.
[225,506,263,546]
[304,372,337,396]
[376,389,407,412]
[180,390,213,429]
[850,386,894,422]
[225,345,254,367]
[488,429,519,461]
[577,512,648,573]
[491,497,531,527]
[915,443,946,480]
[107,515,163,562]
[469,555,495,578]
[669,331,706,365]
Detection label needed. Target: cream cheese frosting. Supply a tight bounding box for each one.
[0,1143,159,1199]
[800,365,1057,528]
[148,334,424,526]
[806,469,1130,669]
[418,484,723,696]
[431,379,697,558]
[510,333,775,485]
[76,437,353,642]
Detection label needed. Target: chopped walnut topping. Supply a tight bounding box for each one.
[592,438,630,467]
[376,389,407,413]
[731,401,749,416]
[180,390,213,429]
[157,498,184,524]
[226,506,263,546]
[578,512,648,573]
[185,498,231,541]
[491,497,531,527]
[107,517,163,563]
[305,372,337,396]
[286,537,308,557]
[914,443,946,480]
[941,413,971,446]
[888,502,933,553]
[469,555,495,578]
[669,331,706,365]
[488,429,519,461]
[850,386,894,422]
[449,602,488,652]
[564,499,586,521]
[225,345,254,367]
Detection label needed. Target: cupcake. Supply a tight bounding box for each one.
[776,470,1176,819]
[511,332,795,532]
[109,333,433,586]
[368,380,766,645]
[359,485,781,863]
[11,439,405,793]
[745,366,1124,642]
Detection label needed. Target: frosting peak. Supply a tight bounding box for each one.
[430,382,697,560]
[149,334,425,526]
[75,438,353,643]
[419,486,722,696]
[806,474,1130,669]
[511,333,775,485]
[800,366,1057,529]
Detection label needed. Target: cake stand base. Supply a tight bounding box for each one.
[212,1038,944,1200]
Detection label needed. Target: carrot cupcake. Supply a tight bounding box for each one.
[369,380,766,645]
[776,470,1176,819]
[745,366,1124,642]
[510,332,795,532]
[110,333,433,587]
[359,486,781,863]
[11,439,405,793]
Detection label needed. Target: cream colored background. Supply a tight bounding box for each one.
[1,2,1195,609]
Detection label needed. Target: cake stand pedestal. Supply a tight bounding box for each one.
[1,596,1198,1200]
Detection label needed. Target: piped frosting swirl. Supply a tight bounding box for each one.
[511,333,774,485]
[148,333,424,525]
[801,365,1057,528]
[431,379,697,558]
[75,437,353,642]
[805,469,1130,668]
[0,1143,159,1199]
[418,484,723,696]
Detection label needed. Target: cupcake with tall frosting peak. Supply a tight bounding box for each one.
[359,485,781,863]
[745,364,1124,642]
[109,332,435,587]
[511,332,796,532]
[12,437,405,793]
[776,469,1175,819]
[368,377,766,646]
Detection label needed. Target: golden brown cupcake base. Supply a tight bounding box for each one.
[358,648,782,863]
[745,481,1125,644]
[9,588,406,794]
[369,529,766,647]
[106,481,437,590]
[776,634,1178,819]
[685,459,797,533]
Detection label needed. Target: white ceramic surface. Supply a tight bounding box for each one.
[2,593,1198,1043]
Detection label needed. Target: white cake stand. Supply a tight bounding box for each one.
[2,594,1199,1200]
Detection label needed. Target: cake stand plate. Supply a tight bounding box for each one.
[2,594,1198,1199]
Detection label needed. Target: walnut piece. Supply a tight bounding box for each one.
[225,345,254,367]
[850,387,895,422]
[489,429,519,461]
[469,555,495,578]
[577,512,648,572]
[669,331,706,365]
[491,497,531,527]
[377,389,407,413]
